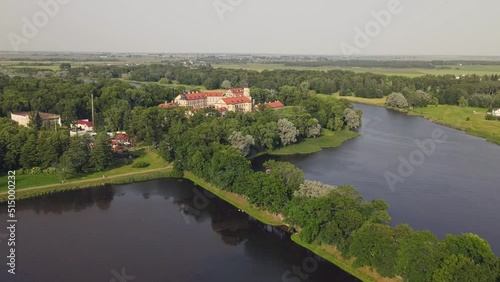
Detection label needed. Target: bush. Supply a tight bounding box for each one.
[43,167,57,175]
[485,114,497,121]
[132,161,150,168]
[29,167,42,175]
[466,117,470,121]
[386,92,409,109]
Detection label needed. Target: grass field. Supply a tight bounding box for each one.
[270,129,359,155]
[410,106,500,144]
[0,148,170,192]
[213,63,500,77]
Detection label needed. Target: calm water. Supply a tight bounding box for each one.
[256,104,500,255]
[0,180,358,282]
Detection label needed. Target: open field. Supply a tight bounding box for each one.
[410,105,500,144]
[213,63,500,77]
[269,129,359,155]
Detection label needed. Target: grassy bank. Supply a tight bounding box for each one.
[291,235,401,282]
[183,172,283,226]
[0,149,173,201]
[335,94,500,145]
[269,129,359,156]
[0,169,175,202]
[0,148,168,192]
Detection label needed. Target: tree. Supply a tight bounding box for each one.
[59,63,71,70]
[386,92,409,109]
[294,180,335,198]
[343,108,360,129]
[277,118,299,146]
[396,231,441,281]
[228,131,255,156]
[459,96,469,107]
[28,111,42,131]
[20,134,40,169]
[89,133,113,172]
[221,80,232,89]
[264,160,304,191]
[306,118,322,138]
[349,223,399,277]
[60,135,91,173]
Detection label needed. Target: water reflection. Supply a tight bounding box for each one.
[0,179,358,282]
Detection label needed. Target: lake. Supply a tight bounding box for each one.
[0,179,358,282]
[256,103,500,255]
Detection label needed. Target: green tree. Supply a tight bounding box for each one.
[386,92,409,109]
[28,111,42,131]
[89,133,113,172]
[277,118,299,146]
[221,80,232,89]
[459,96,469,107]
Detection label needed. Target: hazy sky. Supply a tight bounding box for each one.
[1,0,499,56]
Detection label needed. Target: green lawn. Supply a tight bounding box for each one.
[0,148,170,192]
[270,130,359,155]
[410,105,500,144]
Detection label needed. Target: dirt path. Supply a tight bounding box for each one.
[0,166,172,196]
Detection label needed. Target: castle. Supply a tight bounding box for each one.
[160,87,254,113]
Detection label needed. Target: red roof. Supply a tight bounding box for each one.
[264,101,285,108]
[158,102,177,109]
[229,88,244,93]
[182,91,224,100]
[78,120,93,127]
[204,91,224,97]
[221,97,252,105]
[185,93,207,100]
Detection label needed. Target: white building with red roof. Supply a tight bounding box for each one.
[215,96,253,113]
[256,101,285,110]
[172,88,253,113]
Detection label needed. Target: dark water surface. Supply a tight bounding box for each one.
[0,179,358,282]
[256,103,500,255]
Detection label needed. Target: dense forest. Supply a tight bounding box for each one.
[1,64,499,280]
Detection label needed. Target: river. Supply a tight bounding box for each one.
[256,103,500,255]
[0,179,358,282]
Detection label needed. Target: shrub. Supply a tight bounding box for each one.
[485,114,497,121]
[43,167,57,175]
[466,117,470,121]
[386,92,409,109]
[132,161,150,168]
[29,167,42,175]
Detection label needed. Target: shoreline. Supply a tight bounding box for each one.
[339,96,500,145]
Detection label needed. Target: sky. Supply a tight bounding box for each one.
[1,0,499,56]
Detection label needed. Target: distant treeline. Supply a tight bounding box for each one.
[282,59,500,69]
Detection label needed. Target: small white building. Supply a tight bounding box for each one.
[493,109,500,117]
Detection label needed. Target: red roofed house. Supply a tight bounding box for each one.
[215,96,253,113]
[257,101,285,110]
[77,119,94,131]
